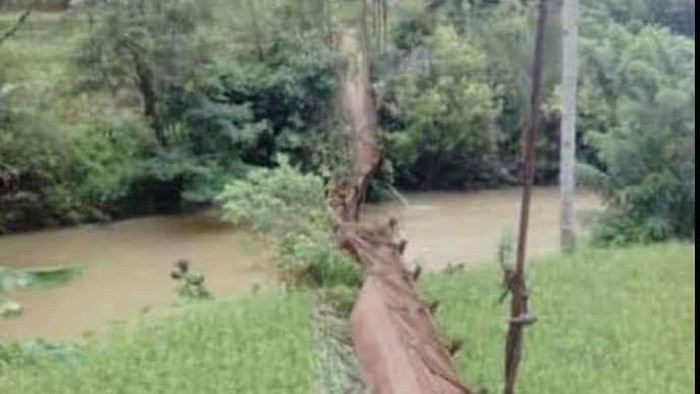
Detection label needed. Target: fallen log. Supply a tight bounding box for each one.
[332,27,471,394]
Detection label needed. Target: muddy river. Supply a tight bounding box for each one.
[0,187,600,340]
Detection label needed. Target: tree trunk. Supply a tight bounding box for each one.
[560,0,578,253]
[130,49,167,147]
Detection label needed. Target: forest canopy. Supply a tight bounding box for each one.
[0,0,694,243]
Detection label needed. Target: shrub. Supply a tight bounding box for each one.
[206,29,342,173]
[169,260,213,303]
[0,108,150,231]
[577,24,695,245]
[217,155,361,287]
[380,25,501,189]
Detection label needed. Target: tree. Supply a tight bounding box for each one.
[582,0,695,36]
[381,25,500,189]
[77,0,214,147]
[559,0,578,252]
[577,23,695,244]
[75,0,269,208]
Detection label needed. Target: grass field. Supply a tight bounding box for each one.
[0,243,694,393]
[0,11,124,126]
[422,243,695,394]
[0,291,315,394]
[0,12,85,103]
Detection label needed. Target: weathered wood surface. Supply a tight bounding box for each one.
[332,27,471,394]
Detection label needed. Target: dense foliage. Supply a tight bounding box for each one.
[0,1,341,231]
[1,70,150,229]
[376,0,562,188]
[0,0,695,243]
[380,25,501,189]
[576,21,695,244]
[375,0,694,241]
[582,0,695,36]
[218,156,360,287]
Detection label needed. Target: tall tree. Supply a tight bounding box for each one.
[559,0,578,252]
[76,0,213,148]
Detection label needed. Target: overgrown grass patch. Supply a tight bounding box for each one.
[421,243,694,393]
[0,291,315,394]
[1,244,692,393]
[0,12,86,102]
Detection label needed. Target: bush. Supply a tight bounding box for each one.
[577,24,695,245]
[217,156,361,287]
[206,29,342,173]
[380,25,501,189]
[0,109,150,231]
[68,114,151,208]
[75,0,215,147]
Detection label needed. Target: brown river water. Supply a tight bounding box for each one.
[0,187,600,340]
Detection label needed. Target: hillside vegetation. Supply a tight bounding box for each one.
[0,0,694,245]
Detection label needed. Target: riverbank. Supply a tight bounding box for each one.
[1,243,693,393]
[0,212,273,339]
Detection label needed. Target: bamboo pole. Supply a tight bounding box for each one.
[502,1,549,393]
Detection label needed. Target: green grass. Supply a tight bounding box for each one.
[0,12,85,93]
[421,243,695,394]
[0,291,315,394]
[0,11,108,125]
[0,244,693,393]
